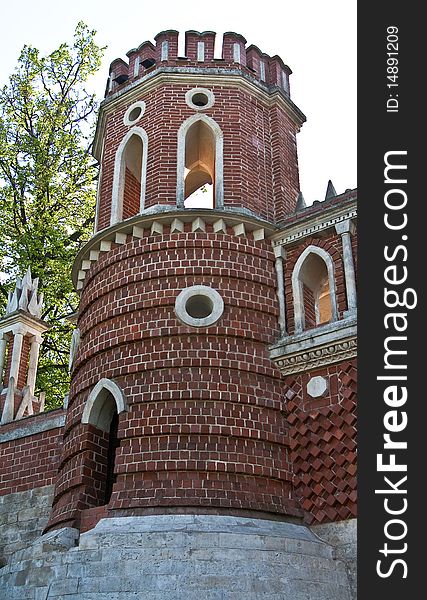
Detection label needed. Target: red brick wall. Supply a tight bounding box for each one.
[303,285,316,329]
[2,338,14,389]
[47,230,303,530]
[2,335,31,391]
[122,168,141,219]
[96,81,300,230]
[47,423,110,530]
[285,360,357,524]
[0,411,64,496]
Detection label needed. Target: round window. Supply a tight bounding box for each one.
[123,101,146,126]
[191,92,209,107]
[175,286,224,327]
[185,88,215,111]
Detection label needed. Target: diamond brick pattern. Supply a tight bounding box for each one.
[286,360,357,524]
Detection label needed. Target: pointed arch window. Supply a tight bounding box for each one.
[81,379,127,506]
[177,114,223,209]
[111,128,148,225]
[291,246,338,333]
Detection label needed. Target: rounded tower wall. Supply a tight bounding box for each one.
[48,224,303,530]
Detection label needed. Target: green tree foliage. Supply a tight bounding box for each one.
[0,22,105,408]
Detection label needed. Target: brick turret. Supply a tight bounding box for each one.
[0,29,358,600]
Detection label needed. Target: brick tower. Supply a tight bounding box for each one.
[0,30,357,599]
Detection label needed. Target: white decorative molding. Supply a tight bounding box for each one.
[176,113,223,209]
[272,208,357,248]
[291,245,338,333]
[69,328,80,373]
[115,232,127,245]
[335,219,357,316]
[270,318,357,376]
[82,378,127,433]
[233,43,241,63]
[161,40,169,61]
[273,338,357,376]
[185,87,215,111]
[151,221,163,235]
[191,217,205,232]
[170,218,184,233]
[197,42,205,62]
[132,226,145,238]
[111,126,148,225]
[93,71,307,162]
[233,223,245,237]
[307,376,328,398]
[100,240,112,252]
[5,268,43,319]
[123,100,146,126]
[72,209,276,293]
[213,218,227,233]
[175,285,224,328]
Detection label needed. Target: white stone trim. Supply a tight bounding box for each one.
[175,286,224,328]
[94,139,105,232]
[111,127,148,225]
[291,245,338,333]
[170,218,184,233]
[253,228,265,241]
[307,376,328,398]
[72,208,277,292]
[93,70,307,162]
[233,43,241,63]
[68,328,80,373]
[273,246,287,335]
[185,87,215,111]
[335,219,357,316]
[259,61,266,81]
[132,225,145,238]
[233,223,245,237]
[161,40,169,61]
[281,71,290,95]
[123,100,146,126]
[191,217,205,232]
[272,208,357,248]
[176,113,223,209]
[213,218,227,233]
[26,335,43,395]
[270,318,357,375]
[82,378,127,433]
[0,411,66,442]
[0,334,7,387]
[133,57,140,78]
[150,221,163,235]
[197,42,205,62]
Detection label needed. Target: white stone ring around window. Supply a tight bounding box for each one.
[174,285,224,327]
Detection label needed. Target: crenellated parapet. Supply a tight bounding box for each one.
[107,30,292,98]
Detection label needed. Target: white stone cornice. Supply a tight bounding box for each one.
[269,317,357,375]
[271,204,357,249]
[72,208,276,293]
[0,310,49,337]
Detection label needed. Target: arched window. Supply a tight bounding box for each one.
[81,379,127,506]
[291,246,338,333]
[111,128,148,225]
[177,114,223,209]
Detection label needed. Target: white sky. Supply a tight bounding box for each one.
[1,0,356,204]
